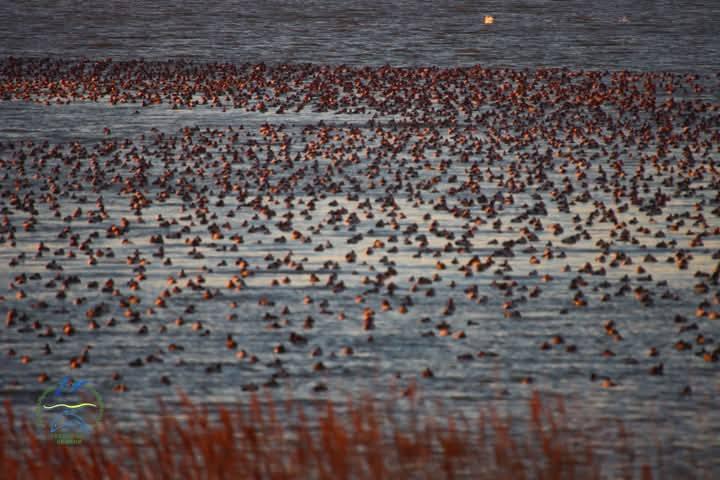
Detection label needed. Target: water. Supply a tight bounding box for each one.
[0,1,719,71]
[1,1,719,475]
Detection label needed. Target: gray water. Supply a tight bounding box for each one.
[1,1,719,476]
[1,0,719,71]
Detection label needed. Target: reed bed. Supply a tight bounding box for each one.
[2,391,656,479]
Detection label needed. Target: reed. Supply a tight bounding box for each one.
[2,390,655,479]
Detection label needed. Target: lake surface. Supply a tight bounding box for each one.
[1,0,719,72]
[1,1,719,476]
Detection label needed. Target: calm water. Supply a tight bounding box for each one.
[1,1,719,476]
[1,0,719,71]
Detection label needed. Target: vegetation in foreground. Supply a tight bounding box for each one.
[0,390,674,479]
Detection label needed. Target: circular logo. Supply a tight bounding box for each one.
[35,376,104,445]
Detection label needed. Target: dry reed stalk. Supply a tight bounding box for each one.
[0,391,660,480]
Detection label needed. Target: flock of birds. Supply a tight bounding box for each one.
[0,58,718,402]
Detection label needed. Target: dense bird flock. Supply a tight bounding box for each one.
[1,59,718,407]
